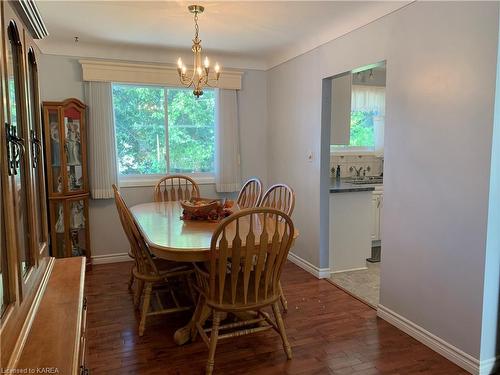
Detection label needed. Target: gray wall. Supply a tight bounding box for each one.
[481,5,500,363]
[267,1,498,361]
[38,54,268,259]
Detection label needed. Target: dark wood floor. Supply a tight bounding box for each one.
[86,262,467,375]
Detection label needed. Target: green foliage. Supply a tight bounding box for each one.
[167,89,215,173]
[350,111,375,147]
[112,85,215,175]
[8,78,17,127]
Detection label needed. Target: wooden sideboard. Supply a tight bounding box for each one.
[10,257,88,374]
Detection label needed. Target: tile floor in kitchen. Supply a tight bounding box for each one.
[329,262,380,308]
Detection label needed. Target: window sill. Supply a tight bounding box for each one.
[330,148,383,156]
[119,175,216,188]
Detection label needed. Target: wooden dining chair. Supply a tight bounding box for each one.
[258,183,295,311]
[193,207,295,375]
[236,177,263,209]
[113,185,195,336]
[259,183,295,216]
[154,175,200,202]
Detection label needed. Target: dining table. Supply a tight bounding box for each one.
[130,200,299,345]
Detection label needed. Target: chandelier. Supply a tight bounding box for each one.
[177,5,221,98]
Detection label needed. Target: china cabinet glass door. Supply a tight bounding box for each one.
[26,48,47,256]
[49,200,66,258]
[63,106,85,194]
[6,20,33,277]
[0,155,10,317]
[49,198,89,258]
[68,197,88,257]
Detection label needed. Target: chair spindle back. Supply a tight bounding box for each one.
[236,177,263,209]
[113,185,159,276]
[154,175,200,202]
[259,184,295,216]
[206,207,294,307]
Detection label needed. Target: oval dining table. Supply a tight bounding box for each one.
[130,200,299,346]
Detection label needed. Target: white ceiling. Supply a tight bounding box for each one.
[35,1,410,70]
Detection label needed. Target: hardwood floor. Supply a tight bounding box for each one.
[86,262,467,375]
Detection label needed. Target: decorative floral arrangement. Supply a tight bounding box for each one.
[180,198,234,221]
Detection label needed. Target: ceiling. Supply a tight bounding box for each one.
[35,1,410,70]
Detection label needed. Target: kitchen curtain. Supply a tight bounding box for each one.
[352,85,386,155]
[85,81,118,199]
[351,85,385,115]
[215,89,241,193]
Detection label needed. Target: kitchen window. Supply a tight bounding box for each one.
[332,84,385,153]
[112,84,216,181]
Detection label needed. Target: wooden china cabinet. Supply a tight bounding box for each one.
[1,1,87,373]
[43,98,91,262]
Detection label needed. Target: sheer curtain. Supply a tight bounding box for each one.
[215,89,241,192]
[351,85,385,115]
[85,81,118,199]
[352,85,385,155]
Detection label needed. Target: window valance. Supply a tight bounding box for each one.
[79,59,243,90]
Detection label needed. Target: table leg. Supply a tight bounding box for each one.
[174,297,211,345]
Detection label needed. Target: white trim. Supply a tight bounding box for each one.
[330,266,368,274]
[119,175,216,188]
[330,149,380,156]
[377,304,482,375]
[91,252,132,265]
[287,252,330,279]
[80,59,243,90]
[480,356,499,375]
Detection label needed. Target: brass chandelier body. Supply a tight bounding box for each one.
[177,5,221,98]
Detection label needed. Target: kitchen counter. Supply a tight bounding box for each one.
[330,177,379,193]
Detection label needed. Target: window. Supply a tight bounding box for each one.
[332,84,385,152]
[112,84,216,178]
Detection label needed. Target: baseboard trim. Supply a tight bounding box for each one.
[91,252,132,264]
[287,252,330,279]
[377,304,481,374]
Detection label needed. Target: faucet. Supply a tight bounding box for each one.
[350,166,364,177]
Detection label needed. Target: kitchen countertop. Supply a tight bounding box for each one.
[330,177,382,193]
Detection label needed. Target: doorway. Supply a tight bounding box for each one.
[322,62,386,308]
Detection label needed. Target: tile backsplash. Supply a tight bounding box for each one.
[330,154,384,178]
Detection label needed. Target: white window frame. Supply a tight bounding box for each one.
[330,145,376,155]
[112,82,216,187]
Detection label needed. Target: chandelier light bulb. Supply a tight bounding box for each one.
[214,63,220,73]
[197,66,203,76]
[182,65,187,74]
[177,58,183,69]
[204,57,210,68]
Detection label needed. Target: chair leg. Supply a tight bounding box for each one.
[134,279,144,309]
[278,281,288,312]
[139,282,152,337]
[190,295,205,341]
[128,266,134,290]
[272,301,292,360]
[206,311,222,375]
